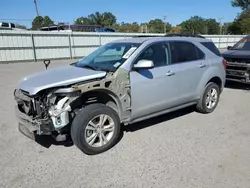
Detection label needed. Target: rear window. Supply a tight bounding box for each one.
[201,42,221,56]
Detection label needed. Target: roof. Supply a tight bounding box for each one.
[113,36,211,44]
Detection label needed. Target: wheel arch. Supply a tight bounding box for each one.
[206,76,223,91]
[198,67,225,97]
[70,89,123,120]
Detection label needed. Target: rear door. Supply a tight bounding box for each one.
[170,41,208,103]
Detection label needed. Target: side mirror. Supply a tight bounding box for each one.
[133,60,154,70]
[227,46,232,50]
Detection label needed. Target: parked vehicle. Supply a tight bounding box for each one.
[222,35,250,83]
[94,27,116,32]
[14,35,226,155]
[0,22,15,30]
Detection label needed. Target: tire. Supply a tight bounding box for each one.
[71,103,121,155]
[196,82,220,114]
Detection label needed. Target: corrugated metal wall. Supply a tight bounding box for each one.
[0,30,246,63]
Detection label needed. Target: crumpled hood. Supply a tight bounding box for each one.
[222,50,250,59]
[17,65,107,95]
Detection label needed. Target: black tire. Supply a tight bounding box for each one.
[71,103,121,155]
[196,82,220,114]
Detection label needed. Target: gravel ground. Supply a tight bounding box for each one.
[0,59,250,188]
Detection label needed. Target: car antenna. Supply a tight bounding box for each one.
[43,60,51,70]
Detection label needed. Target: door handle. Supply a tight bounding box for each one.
[199,63,206,68]
[166,71,175,76]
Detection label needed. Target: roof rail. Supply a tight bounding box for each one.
[133,35,161,38]
[165,34,206,38]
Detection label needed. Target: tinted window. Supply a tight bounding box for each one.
[231,37,250,51]
[136,43,171,67]
[10,23,15,28]
[170,42,204,63]
[201,42,221,56]
[1,22,9,27]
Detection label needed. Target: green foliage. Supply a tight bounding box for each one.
[43,16,54,27]
[227,21,243,34]
[148,19,171,33]
[117,22,140,33]
[205,19,220,34]
[75,17,93,25]
[31,16,43,30]
[87,12,116,26]
[231,0,250,10]
[31,15,54,30]
[179,16,219,34]
[75,12,116,28]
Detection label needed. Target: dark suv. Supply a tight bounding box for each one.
[222,35,250,83]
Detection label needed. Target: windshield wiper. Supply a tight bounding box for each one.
[81,65,97,71]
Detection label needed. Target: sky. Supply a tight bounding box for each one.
[1,0,242,27]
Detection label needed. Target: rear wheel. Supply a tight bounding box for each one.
[196,82,220,114]
[71,103,121,155]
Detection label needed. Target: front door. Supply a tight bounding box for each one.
[130,42,179,120]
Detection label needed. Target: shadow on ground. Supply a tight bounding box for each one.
[35,135,74,148]
[124,106,195,132]
[35,106,195,149]
[225,81,250,91]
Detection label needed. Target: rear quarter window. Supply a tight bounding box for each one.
[201,42,221,56]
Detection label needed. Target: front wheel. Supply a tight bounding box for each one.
[71,103,121,155]
[196,82,220,114]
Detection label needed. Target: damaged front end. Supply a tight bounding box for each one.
[14,88,80,141]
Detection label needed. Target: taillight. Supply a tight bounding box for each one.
[222,59,227,69]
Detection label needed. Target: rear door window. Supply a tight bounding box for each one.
[170,41,205,63]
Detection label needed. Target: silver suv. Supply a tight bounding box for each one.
[14,35,226,155]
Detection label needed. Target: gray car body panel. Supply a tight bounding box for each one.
[118,37,225,121]
[17,65,107,95]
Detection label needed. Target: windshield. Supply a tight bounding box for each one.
[232,37,250,50]
[75,42,140,71]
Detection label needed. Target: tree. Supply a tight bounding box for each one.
[239,17,250,33]
[117,22,140,32]
[31,15,54,30]
[205,19,220,34]
[148,19,171,33]
[75,17,93,25]
[226,21,242,34]
[170,26,181,33]
[231,0,250,11]
[179,16,205,34]
[88,12,116,26]
[43,16,54,27]
[179,16,220,34]
[31,16,43,30]
[225,11,250,34]
[102,12,117,26]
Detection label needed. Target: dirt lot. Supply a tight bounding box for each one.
[0,60,250,188]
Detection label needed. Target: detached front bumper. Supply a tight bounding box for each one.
[15,105,53,140]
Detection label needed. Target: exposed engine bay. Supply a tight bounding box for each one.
[14,87,80,136]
